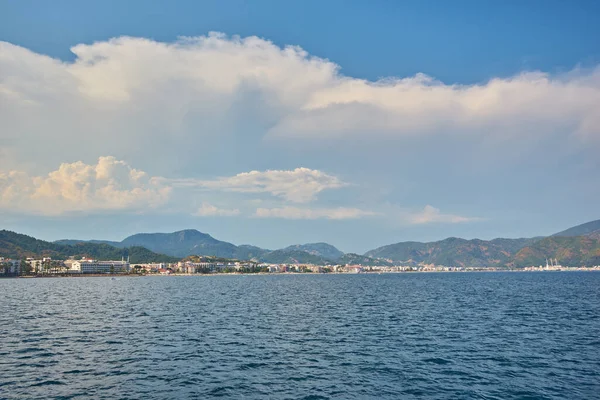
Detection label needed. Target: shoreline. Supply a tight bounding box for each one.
[1,268,599,279]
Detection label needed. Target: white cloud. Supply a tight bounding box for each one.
[254,206,377,220]
[173,167,346,203]
[272,71,600,140]
[409,205,480,224]
[0,156,170,215]
[1,33,598,234]
[0,156,350,216]
[194,202,240,217]
[1,34,599,177]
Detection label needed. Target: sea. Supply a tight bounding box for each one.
[1,272,599,399]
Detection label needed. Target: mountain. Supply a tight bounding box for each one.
[120,229,242,258]
[510,236,600,267]
[55,239,121,246]
[0,230,177,263]
[234,245,270,260]
[119,231,346,263]
[338,253,393,266]
[58,229,271,260]
[552,219,600,238]
[55,230,343,264]
[54,229,536,266]
[258,249,333,265]
[365,237,537,267]
[46,218,600,267]
[282,243,344,261]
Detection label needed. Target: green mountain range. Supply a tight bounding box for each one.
[364,237,538,267]
[510,236,600,267]
[56,230,345,265]
[57,230,258,259]
[338,253,393,266]
[282,243,345,261]
[257,249,332,265]
[364,220,600,267]
[8,218,600,267]
[0,230,177,263]
[552,219,600,239]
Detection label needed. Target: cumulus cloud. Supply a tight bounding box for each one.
[253,206,377,220]
[409,205,480,224]
[274,71,600,139]
[194,202,240,217]
[1,34,599,177]
[0,156,350,216]
[0,156,170,215]
[1,33,598,234]
[173,167,346,203]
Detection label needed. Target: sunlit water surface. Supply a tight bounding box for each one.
[1,272,599,399]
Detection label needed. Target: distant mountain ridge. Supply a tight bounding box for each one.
[338,253,393,267]
[56,239,121,247]
[282,243,344,261]
[552,220,600,239]
[1,230,177,263]
[56,230,332,264]
[51,218,600,267]
[56,232,383,265]
[364,237,538,267]
[511,236,600,267]
[259,249,332,265]
[121,229,240,258]
[363,219,599,267]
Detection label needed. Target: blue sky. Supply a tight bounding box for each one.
[0,0,599,252]
[3,0,600,83]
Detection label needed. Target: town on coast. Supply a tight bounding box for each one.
[2,255,599,277]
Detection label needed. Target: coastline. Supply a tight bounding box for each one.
[2,268,599,279]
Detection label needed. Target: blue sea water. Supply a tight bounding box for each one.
[0,272,599,399]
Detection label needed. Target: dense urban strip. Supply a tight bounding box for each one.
[1,255,599,277]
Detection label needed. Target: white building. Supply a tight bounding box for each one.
[26,257,53,273]
[70,260,130,274]
[0,258,21,274]
[134,263,167,272]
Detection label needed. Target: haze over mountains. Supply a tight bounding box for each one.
[47,219,600,267]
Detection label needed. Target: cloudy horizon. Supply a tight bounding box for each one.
[1,2,599,252]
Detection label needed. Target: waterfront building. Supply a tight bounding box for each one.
[0,258,21,275]
[26,257,53,273]
[344,265,364,273]
[178,261,218,273]
[69,259,130,274]
[134,263,167,273]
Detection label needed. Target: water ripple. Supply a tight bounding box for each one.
[1,272,599,399]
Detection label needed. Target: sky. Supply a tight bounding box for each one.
[1,0,599,253]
